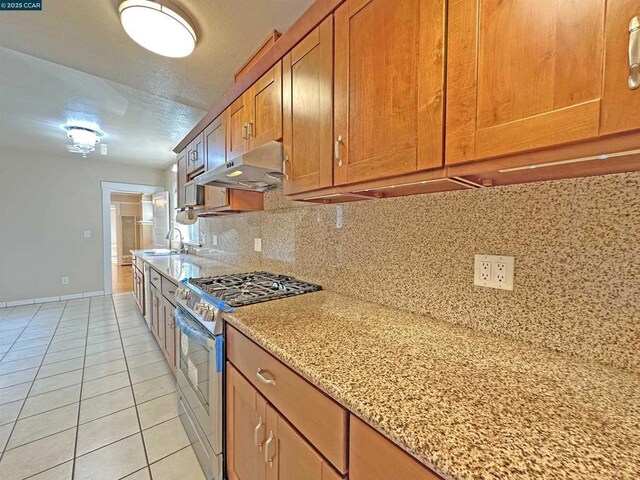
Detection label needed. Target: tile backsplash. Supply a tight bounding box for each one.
[199,172,640,372]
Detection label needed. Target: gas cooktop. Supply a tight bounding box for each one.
[188,272,322,308]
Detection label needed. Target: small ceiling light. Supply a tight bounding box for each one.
[119,0,197,58]
[64,124,104,158]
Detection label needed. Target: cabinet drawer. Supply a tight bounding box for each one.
[226,326,348,474]
[350,416,441,480]
[135,256,144,273]
[149,268,162,289]
[161,276,178,304]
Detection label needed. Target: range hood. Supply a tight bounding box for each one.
[197,140,284,192]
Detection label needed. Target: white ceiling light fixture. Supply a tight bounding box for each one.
[118,0,197,58]
[64,124,104,158]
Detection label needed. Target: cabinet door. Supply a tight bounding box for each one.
[227,364,267,480]
[163,298,176,373]
[227,94,250,160]
[334,0,445,186]
[177,150,187,209]
[446,0,606,164]
[265,404,342,480]
[350,416,441,480]
[601,0,640,135]
[283,17,334,195]
[248,62,283,150]
[204,114,230,209]
[187,132,205,174]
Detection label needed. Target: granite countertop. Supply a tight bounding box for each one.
[223,290,640,480]
[131,250,244,283]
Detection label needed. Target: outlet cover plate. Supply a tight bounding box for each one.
[254,238,262,252]
[474,255,514,290]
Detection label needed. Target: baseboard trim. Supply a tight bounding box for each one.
[2,291,107,308]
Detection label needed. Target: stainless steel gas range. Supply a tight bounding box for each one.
[173,272,321,480]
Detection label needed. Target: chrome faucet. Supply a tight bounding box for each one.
[165,228,186,254]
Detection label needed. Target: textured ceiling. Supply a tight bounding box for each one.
[0,0,314,167]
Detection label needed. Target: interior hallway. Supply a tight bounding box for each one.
[112,263,133,294]
[0,293,205,480]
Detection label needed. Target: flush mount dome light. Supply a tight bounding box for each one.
[119,0,197,58]
[64,124,104,158]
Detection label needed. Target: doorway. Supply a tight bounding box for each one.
[102,182,167,295]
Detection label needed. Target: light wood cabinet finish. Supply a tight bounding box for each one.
[177,149,186,209]
[350,416,442,480]
[601,0,640,135]
[227,364,268,480]
[162,296,177,374]
[248,61,283,149]
[334,0,445,186]
[227,326,348,474]
[187,131,205,174]
[283,17,334,195]
[161,276,178,301]
[446,0,608,164]
[149,268,162,290]
[227,94,250,160]
[150,285,164,348]
[203,114,229,210]
[265,404,342,480]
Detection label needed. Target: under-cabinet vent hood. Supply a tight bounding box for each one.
[197,140,284,192]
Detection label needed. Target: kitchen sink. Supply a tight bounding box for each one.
[140,249,180,256]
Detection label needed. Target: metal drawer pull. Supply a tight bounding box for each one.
[242,124,248,140]
[264,431,275,466]
[334,134,343,167]
[254,417,265,449]
[630,16,640,90]
[248,121,254,137]
[256,368,277,386]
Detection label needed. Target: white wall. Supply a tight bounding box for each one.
[0,148,165,302]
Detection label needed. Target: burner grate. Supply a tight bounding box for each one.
[188,272,322,307]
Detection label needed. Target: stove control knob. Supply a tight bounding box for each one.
[175,288,183,299]
[194,303,202,314]
[203,308,215,322]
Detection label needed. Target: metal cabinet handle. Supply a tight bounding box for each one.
[334,134,343,167]
[629,16,640,90]
[248,121,254,137]
[264,431,275,466]
[282,156,289,180]
[254,417,265,449]
[242,124,248,140]
[256,368,276,386]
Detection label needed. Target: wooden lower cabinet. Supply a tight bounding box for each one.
[150,285,164,348]
[350,416,441,480]
[161,297,177,373]
[227,364,342,480]
[227,364,268,480]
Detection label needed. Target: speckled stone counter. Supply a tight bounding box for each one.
[223,290,640,480]
[131,251,243,283]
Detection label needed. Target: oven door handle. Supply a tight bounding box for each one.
[174,307,216,349]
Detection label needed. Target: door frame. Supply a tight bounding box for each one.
[101,181,165,295]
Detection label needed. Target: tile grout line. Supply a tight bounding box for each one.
[70,296,100,480]
[111,294,155,480]
[0,301,65,463]
[0,305,43,363]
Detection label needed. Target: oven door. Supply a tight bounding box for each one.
[174,307,223,456]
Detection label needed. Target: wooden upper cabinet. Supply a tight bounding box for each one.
[265,404,342,480]
[187,131,205,174]
[333,0,445,186]
[446,0,608,165]
[283,16,334,195]
[601,0,640,135]
[227,94,250,160]
[248,61,283,149]
[204,114,229,210]
[350,416,442,480]
[176,149,186,209]
[227,364,268,480]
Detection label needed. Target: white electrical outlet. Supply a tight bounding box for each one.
[61,276,69,285]
[211,234,218,246]
[83,230,91,239]
[254,238,262,252]
[474,255,514,290]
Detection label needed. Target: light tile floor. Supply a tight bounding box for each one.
[0,293,206,480]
